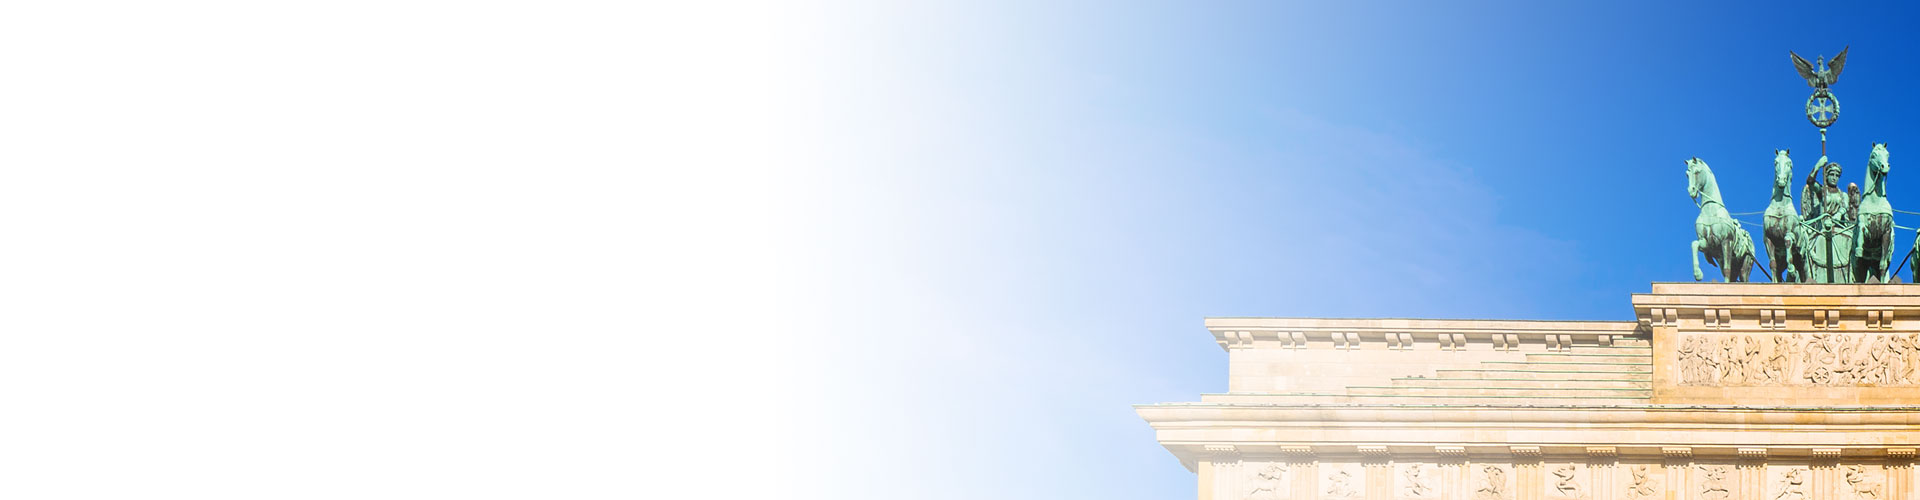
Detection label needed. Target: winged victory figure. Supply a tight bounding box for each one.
[1791,46,1849,89]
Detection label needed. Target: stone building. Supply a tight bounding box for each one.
[1138,283,1920,500]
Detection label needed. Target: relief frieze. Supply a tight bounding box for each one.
[1475,465,1512,500]
[1547,464,1586,500]
[1770,467,1808,500]
[1399,463,1436,500]
[1697,465,1733,500]
[1840,465,1884,500]
[1247,463,1289,500]
[1624,465,1662,500]
[1677,333,1920,386]
[1323,464,1363,500]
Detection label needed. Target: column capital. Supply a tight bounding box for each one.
[1359,445,1390,465]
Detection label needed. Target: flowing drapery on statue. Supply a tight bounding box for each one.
[1798,156,1858,283]
[1687,158,1757,282]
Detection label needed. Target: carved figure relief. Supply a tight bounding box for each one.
[1833,336,1862,384]
[1865,336,1898,385]
[1722,337,1749,384]
[1326,469,1359,499]
[1773,468,1807,500]
[1678,333,1920,386]
[1679,336,1717,385]
[1843,465,1883,500]
[1900,335,1920,381]
[1763,336,1796,383]
[1248,463,1290,500]
[1626,465,1660,500]
[1698,465,1732,500]
[1550,464,1584,499]
[1475,465,1510,500]
[1401,463,1434,498]
[1743,335,1765,382]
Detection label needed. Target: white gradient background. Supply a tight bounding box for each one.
[4,1,1883,499]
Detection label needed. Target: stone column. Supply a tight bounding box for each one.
[1889,449,1915,500]
[1201,445,1239,500]
[1589,447,1619,500]
[1665,448,1694,500]
[1288,446,1319,500]
[1515,447,1543,500]
[1740,449,1768,500]
[1439,447,1468,500]
[1197,455,1212,500]
[1364,446,1393,500]
[1812,449,1841,500]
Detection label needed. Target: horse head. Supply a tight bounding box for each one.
[1686,157,1707,202]
[1774,149,1793,190]
[1871,143,1890,176]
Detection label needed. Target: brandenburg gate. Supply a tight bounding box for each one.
[1138,283,1920,500]
[1137,48,1920,500]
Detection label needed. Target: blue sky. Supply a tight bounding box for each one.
[771,2,1920,499]
[20,2,1920,498]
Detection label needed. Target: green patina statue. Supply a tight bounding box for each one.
[1698,47,1902,284]
[1796,155,1858,283]
[1803,156,1849,222]
[1791,47,1848,90]
[1793,47,1847,133]
[1749,145,1896,284]
[1857,143,1895,282]
[1686,157,1757,282]
[1763,149,1806,281]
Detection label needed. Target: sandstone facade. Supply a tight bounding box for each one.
[1138,284,1920,500]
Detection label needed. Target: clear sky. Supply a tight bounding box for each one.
[773,1,1920,499]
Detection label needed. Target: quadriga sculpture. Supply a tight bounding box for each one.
[1764,149,1807,281]
[1687,158,1757,281]
[1855,143,1895,282]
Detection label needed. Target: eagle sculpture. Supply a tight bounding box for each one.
[1791,46,1849,89]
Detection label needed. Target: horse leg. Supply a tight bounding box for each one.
[1883,229,1896,282]
[1744,249,1756,282]
[1735,241,1751,280]
[1785,230,1799,282]
[1765,236,1783,283]
[1693,239,1706,281]
[1857,250,1872,283]
[1726,243,1745,282]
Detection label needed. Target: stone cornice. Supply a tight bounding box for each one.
[1137,404,1920,463]
[1205,317,1638,352]
[1148,442,1920,471]
[1138,403,1920,425]
[1633,283,1920,331]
